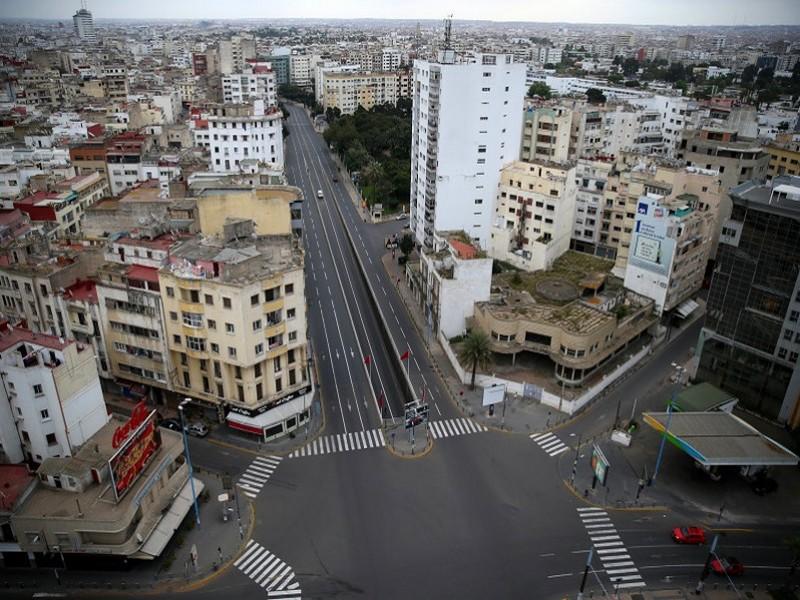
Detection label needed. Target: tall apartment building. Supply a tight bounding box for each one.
[217,35,256,74]
[490,159,577,271]
[314,63,360,104]
[222,66,277,107]
[322,71,400,115]
[160,192,311,440]
[410,52,526,249]
[0,323,108,465]
[72,6,96,44]
[207,102,283,173]
[101,65,128,101]
[382,47,402,71]
[265,54,290,86]
[696,176,800,427]
[289,54,312,89]
[520,105,571,163]
[623,193,714,315]
[105,132,147,196]
[572,158,615,257]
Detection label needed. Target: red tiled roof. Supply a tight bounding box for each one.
[0,322,73,352]
[127,264,160,283]
[0,465,34,512]
[63,279,97,303]
[450,239,477,260]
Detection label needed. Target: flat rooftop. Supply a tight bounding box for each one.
[643,411,799,467]
[730,175,800,217]
[0,323,75,352]
[0,464,35,513]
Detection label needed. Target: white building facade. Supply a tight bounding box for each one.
[411,52,526,249]
[207,102,284,173]
[222,69,277,107]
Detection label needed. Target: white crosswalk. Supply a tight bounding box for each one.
[288,428,386,458]
[428,418,487,439]
[234,539,301,598]
[237,456,282,499]
[576,507,645,590]
[530,431,571,457]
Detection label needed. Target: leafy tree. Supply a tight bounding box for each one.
[458,330,493,390]
[279,84,314,107]
[585,88,607,104]
[612,56,623,66]
[756,67,775,89]
[740,64,757,86]
[756,84,781,109]
[399,233,414,258]
[664,62,686,83]
[607,73,623,84]
[622,57,640,76]
[527,82,552,99]
[543,62,556,70]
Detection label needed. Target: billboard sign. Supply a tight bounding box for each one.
[482,384,506,407]
[591,444,610,486]
[628,196,676,278]
[108,410,161,501]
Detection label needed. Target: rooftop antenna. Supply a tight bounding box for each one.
[81,0,87,9]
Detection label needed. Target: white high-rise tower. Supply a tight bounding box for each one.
[73,2,96,43]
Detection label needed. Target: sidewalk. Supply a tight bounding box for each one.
[602,586,795,600]
[0,469,253,595]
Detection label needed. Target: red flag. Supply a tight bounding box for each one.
[400,350,410,361]
[378,393,384,408]
[364,355,371,365]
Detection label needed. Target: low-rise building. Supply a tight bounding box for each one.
[623,193,714,315]
[472,251,656,385]
[490,160,577,271]
[11,410,201,560]
[766,141,800,178]
[322,71,400,115]
[0,323,109,465]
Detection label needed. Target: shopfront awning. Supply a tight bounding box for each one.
[136,477,205,559]
[225,393,312,434]
[643,411,799,467]
[675,299,700,319]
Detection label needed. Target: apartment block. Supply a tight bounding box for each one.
[322,71,400,114]
[572,158,615,257]
[520,105,571,163]
[411,52,526,249]
[222,65,277,107]
[766,141,800,178]
[207,102,283,173]
[0,323,108,465]
[623,193,714,315]
[696,176,800,427]
[490,160,577,271]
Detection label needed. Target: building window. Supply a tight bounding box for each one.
[790,310,799,323]
[275,378,282,392]
[256,382,263,400]
[288,349,296,364]
[40,409,50,421]
[211,342,219,354]
[183,371,191,387]
[180,353,188,365]
[228,347,237,358]
[251,294,259,306]
[273,357,281,372]
[289,369,296,385]
[285,283,294,295]
[288,331,297,342]
[173,335,182,345]
[217,383,224,397]
[223,297,232,309]
[182,312,203,328]
[166,287,174,298]
[237,385,244,403]
[253,319,262,331]
[225,323,235,334]
[46,433,57,446]
[286,308,295,320]
[33,384,44,396]
[207,319,217,330]
[255,343,264,355]
[170,311,178,321]
[186,337,206,351]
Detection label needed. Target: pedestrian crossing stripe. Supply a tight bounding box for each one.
[288,428,386,458]
[428,418,487,439]
[235,540,301,597]
[237,456,282,499]
[530,431,570,457]
[576,508,646,590]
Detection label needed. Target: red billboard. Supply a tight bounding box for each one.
[108,410,161,501]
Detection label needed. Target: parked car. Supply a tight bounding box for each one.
[186,422,209,437]
[158,418,182,432]
[672,526,706,545]
[711,556,744,576]
[317,189,324,199]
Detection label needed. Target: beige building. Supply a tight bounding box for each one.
[491,160,577,271]
[159,192,311,440]
[323,71,400,115]
[12,414,200,560]
[765,141,800,178]
[472,251,656,385]
[520,106,572,163]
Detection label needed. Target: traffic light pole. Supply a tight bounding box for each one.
[695,534,719,594]
[577,546,594,600]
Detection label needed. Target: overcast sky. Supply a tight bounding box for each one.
[2,0,799,26]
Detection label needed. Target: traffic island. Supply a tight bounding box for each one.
[383,421,433,459]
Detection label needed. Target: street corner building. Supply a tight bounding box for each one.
[7,407,202,563]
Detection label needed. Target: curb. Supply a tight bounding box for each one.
[383,427,435,460]
[562,478,669,513]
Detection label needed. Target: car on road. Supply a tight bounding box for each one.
[672,526,706,545]
[711,556,744,576]
[317,189,324,199]
[332,174,339,183]
[158,418,182,432]
[186,422,209,437]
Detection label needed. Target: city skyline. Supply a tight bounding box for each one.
[2,0,800,26]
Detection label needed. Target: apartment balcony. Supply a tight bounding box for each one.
[178,300,204,314]
[262,297,284,314]
[181,323,207,338]
[266,342,285,360]
[264,320,286,339]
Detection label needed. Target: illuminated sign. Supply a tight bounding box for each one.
[112,401,149,449]
[108,410,161,501]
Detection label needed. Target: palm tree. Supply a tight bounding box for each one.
[458,330,493,390]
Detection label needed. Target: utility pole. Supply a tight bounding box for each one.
[179,398,201,526]
[570,434,581,487]
[695,534,719,594]
[577,546,594,600]
[651,395,675,485]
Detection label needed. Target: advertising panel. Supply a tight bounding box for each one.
[628,196,676,278]
[108,410,161,501]
[482,384,506,407]
[591,444,610,486]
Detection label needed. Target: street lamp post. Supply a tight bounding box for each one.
[651,364,685,486]
[577,546,594,600]
[179,398,201,526]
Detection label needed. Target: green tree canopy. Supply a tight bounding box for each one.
[585,88,607,104]
[527,82,552,99]
[458,330,493,390]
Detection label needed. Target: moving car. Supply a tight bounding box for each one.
[317,189,324,199]
[332,175,339,183]
[186,422,209,437]
[671,526,706,545]
[711,556,744,576]
[158,418,182,432]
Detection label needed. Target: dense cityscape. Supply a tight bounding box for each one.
[0,1,798,598]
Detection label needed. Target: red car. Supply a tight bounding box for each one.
[672,526,706,545]
[711,556,745,576]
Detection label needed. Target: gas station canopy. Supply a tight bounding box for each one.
[643,411,799,467]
